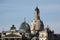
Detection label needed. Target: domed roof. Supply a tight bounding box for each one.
[19,21,30,33]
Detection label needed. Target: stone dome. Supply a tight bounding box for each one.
[19,21,30,33]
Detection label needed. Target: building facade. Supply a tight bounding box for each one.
[0,6,60,40]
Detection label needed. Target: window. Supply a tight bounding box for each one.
[39,34,44,38]
[16,38,19,40]
[11,38,14,40]
[5,38,8,40]
[42,34,44,37]
[20,33,22,35]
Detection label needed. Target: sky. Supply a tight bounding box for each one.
[0,0,60,34]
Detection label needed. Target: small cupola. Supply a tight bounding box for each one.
[10,25,16,32]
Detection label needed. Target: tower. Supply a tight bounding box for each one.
[30,6,44,35]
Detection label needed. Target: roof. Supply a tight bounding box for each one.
[5,34,20,37]
[19,21,30,33]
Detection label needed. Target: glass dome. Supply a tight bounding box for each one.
[19,21,30,33]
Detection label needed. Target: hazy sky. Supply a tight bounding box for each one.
[0,0,60,34]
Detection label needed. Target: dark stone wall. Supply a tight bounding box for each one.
[54,34,60,40]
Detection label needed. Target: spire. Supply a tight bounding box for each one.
[35,6,40,13]
[2,28,4,32]
[34,6,40,20]
[24,17,26,22]
[46,25,51,31]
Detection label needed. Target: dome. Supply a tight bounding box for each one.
[19,21,30,33]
